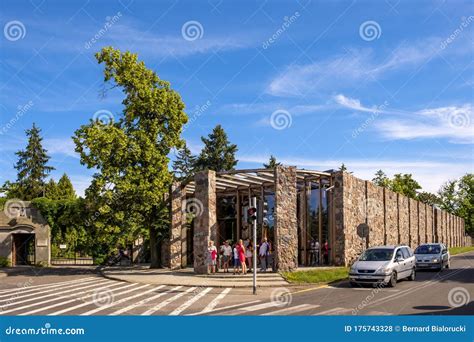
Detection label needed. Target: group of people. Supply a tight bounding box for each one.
[207,238,272,274]
[309,238,330,266]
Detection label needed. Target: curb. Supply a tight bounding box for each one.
[99,270,297,288]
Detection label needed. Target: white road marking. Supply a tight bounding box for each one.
[0,277,97,300]
[80,284,152,316]
[0,277,95,297]
[234,302,278,312]
[190,300,261,316]
[169,287,213,316]
[0,279,112,314]
[19,281,127,315]
[141,287,196,316]
[261,304,321,315]
[110,286,179,315]
[48,282,138,316]
[313,307,353,315]
[197,288,231,314]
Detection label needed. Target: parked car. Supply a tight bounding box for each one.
[414,243,450,271]
[349,245,416,288]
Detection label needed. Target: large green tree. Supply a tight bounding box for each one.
[12,123,54,200]
[73,47,187,267]
[372,169,391,188]
[389,173,421,199]
[196,124,238,171]
[56,173,76,199]
[172,143,196,180]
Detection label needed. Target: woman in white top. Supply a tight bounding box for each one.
[245,244,253,272]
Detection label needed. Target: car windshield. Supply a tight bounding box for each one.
[359,249,394,261]
[415,245,441,254]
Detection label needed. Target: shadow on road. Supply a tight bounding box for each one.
[411,301,474,315]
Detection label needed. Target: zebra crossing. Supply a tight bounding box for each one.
[0,277,393,316]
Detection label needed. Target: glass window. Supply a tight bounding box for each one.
[359,249,394,261]
[401,248,410,259]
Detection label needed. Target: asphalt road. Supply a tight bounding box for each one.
[0,251,472,316]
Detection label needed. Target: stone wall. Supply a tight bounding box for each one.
[169,182,186,270]
[333,172,468,266]
[274,166,298,271]
[409,198,419,249]
[193,170,217,274]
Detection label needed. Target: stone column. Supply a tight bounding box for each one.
[274,165,298,271]
[193,170,217,274]
[169,182,186,270]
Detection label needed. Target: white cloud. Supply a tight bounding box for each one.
[267,38,447,97]
[375,104,473,144]
[43,138,79,158]
[333,94,376,112]
[237,154,472,193]
[69,174,92,198]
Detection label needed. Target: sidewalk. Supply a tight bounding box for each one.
[101,265,290,288]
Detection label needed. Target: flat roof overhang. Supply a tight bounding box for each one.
[183,168,332,195]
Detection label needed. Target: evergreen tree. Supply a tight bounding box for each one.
[339,163,347,172]
[45,179,59,199]
[56,173,76,199]
[263,155,281,169]
[13,123,54,200]
[172,143,197,180]
[196,125,238,172]
[372,169,391,188]
[417,191,440,206]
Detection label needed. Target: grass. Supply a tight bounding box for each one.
[282,267,349,284]
[449,246,474,256]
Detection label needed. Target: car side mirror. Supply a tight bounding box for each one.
[395,256,404,262]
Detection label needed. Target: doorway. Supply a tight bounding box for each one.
[12,233,35,265]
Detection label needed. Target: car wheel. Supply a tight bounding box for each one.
[446,261,450,269]
[408,268,415,281]
[388,272,397,287]
[438,262,443,272]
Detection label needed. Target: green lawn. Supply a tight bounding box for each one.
[282,267,349,284]
[449,246,474,256]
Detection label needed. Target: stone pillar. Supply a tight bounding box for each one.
[169,182,186,270]
[332,172,345,266]
[193,170,216,274]
[274,166,298,272]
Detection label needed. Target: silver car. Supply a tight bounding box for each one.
[349,245,416,288]
[414,243,450,271]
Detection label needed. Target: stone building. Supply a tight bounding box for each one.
[165,166,470,273]
[0,201,51,266]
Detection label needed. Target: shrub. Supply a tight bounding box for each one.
[0,256,11,267]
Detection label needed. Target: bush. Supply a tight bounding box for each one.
[0,256,11,267]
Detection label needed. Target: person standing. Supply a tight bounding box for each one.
[322,240,329,265]
[233,243,241,274]
[238,239,247,274]
[207,240,217,274]
[246,243,253,272]
[222,240,232,273]
[259,238,269,272]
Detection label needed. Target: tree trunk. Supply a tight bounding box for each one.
[149,227,161,268]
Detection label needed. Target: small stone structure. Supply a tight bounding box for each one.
[0,201,51,266]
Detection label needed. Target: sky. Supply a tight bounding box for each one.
[0,0,473,196]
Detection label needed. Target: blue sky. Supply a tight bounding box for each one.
[1,0,473,196]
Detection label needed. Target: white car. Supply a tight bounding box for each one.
[414,243,450,271]
[349,245,416,288]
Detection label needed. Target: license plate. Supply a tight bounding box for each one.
[417,263,427,266]
[358,275,369,279]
